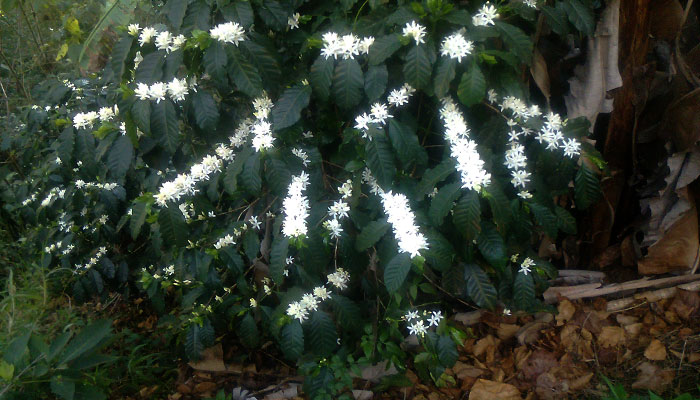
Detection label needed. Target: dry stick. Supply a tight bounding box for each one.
[543,273,700,304]
[606,280,700,312]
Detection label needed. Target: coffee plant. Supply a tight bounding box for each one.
[2,0,604,396]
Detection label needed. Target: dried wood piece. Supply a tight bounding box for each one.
[606,280,700,312]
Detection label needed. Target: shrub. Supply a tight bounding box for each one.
[3,0,604,395]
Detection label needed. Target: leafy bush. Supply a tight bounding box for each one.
[3,0,604,396]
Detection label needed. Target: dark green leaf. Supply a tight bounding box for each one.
[555,206,577,235]
[403,43,435,89]
[185,320,215,360]
[329,295,362,331]
[422,229,455,271]
[280,321,304,360]
[529,203,558,238]
[242,229,259,261]
[192,91,220,131]
[203,41,228,83]
[457,63,486,106]
[494,22,533,63]
[562,0,595,36]
[477,222,506,270]
[355,219,390,251]
[258,0,288,30]
[228,47,263,97]
[241,34,282,92]
[241,151,261,194]
[434,58,456,98]
[365,134,396,188]
[135,51,164,84]
[387,118,423,169]
[463,263,497,309]
[150,100,180,154]
[541,4,570,36]
[111,36,133,83]
[416,159,455,198]
[384,252,412,293]
[223,147,252,194]
[429,182,462,226]
[513,272,535,311]
[220,1,254,28]
[308,311,337,357]
[131,100,151,134]
[369,34,402,65]
[158,206,188,247]
[107,135,133,179]
[165,0,188,29]
[309,56,334,101]
[453,191,481,240]
[58,319,112,364]
[238,313,259,349]
[332,58,364,110]
[272,85,311,130]
[269,237,289,284]
[51,376,75,400]
[436,335,457,367]
[364,64,388,101]
[574,164,601,209]
[3,331,30,365]
[130,201,148,240]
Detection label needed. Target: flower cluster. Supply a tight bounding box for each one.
[251,94,275,152]
[74,246,108,274]
[361,168,383,196]
[440,31,474,62]
[403,309,443,337]
[98,105,119,122]
[74,180,119,191]
[354,84,415,139]
[381,191,428,258]
[72,111,99,130]
[155,155,223,206]
[288,12,301,29]
[213,234,235,250]
[518,257,536,275]
[281,172,310,238]
[39,187,66,207]
[323,179,353,239]
[134,78,191,102]
[209,22,246,46]
[472,3,499,27]
[402,21,427,45]
[439,99,492,190]
[320,32,374,60]
[286,269,348,323]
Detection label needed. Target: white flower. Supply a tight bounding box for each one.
[518,190,533,199]
[327,268,350,290]
[487,89,498,103]
[338,179,353,198]
[134,82,150,100]
[252,94,273,119]
[249,216,261,230]
[214,234,235,249]
[282,172,311,238]
[370,102,391,124]
[288,13,300,29]
[73,111,99,130]
[523,0,538,8]
[402,21,427,45]
[155,31,172,51]
[354,113,373,131]
[328,200,350,219]
[408,320,427,337]
[428,311,443,327]
[128,24,140,36]
[133,51,143,68]
[251,120,274,152]
[381,191,428,258]
[503,308,512,316]
[291,148,310,166]
[98,106,115,122]
[300,293,319,312]
[440,32,474,62]
[387,89,408,107]
[519,257,535,275]
[358,36,374,54]
[561,138,581,157]
[472,3,499,27]
[302,130,314,139]
[287,301,308,322]
[323,218,343,239]
[210,22,246,45]
[148,82,167,103]
[405,310,419,321]
[286,256,294,265]
[139,27,157,46]
[362,168,384,195]
[313,286,331,300]
[510,169,531,188]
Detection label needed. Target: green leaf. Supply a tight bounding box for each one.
[165,0,188,29]
[269,236,289,284]
[150,100,180,154]
[192,91,220,131]
[434,58,456,98]
[308,311,337,357]
[158,206,188,247]
[309,55,334,101]
[463,263,497,309]
[241,34,282,92]
[364,64,388,102]
[238,313,259,349]
[185,320,215,360]
[403,43,435,89]
[562,0,595,36]
[328,295,362,331]
[369,34,402,65]
[355,219,390,252]
[529,203,558,238]
[457,63,486,106]
[452,191,481,240]
[3,331,30,365]
[203,41,228,83]
[47,332,72,362]
[241,151,262,194]
[258,0,288,30]
[272,85,311,130]
[0,360,14,381]
[266,156,292,194]
[58,319,112,364]
[387,118,424,169]
[541,4,570,36]
[429,182,462,226]
[365,133,396,188]
[555,206,577,234]
[422,230,456,271]
[477,222,506,270]
[436,335,457,367]
[111,36,134,83]
[242,229,259,261]
[107,135,133,179]
[78,0,137,66]
[131,100,151,134]
[513,272,535,311]
[574,164,601,209]
[220,1,254,28]
[280,321,304,360]
[416,159,455,198]
[130,201,148,240]
[494,22,533,63]
[58,127,75,165]
[332,58,364,110]
[135,51,165,84]
[383,252,412,293]
[223,147,252,194]
[51,376,75,400]
[228,47,263,97]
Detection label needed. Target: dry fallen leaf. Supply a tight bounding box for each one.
[473,335,500,364]
[669,289,700,320]
[468,379,521,400]
[497,323,521,340]
[598,326,626,348]
[522,349,558,380]
[644,339,667,361]
[631,362,675,392]
[188,344,226,372]
[556,300,576,326]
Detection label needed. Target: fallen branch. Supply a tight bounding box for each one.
[606,280,700,312]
